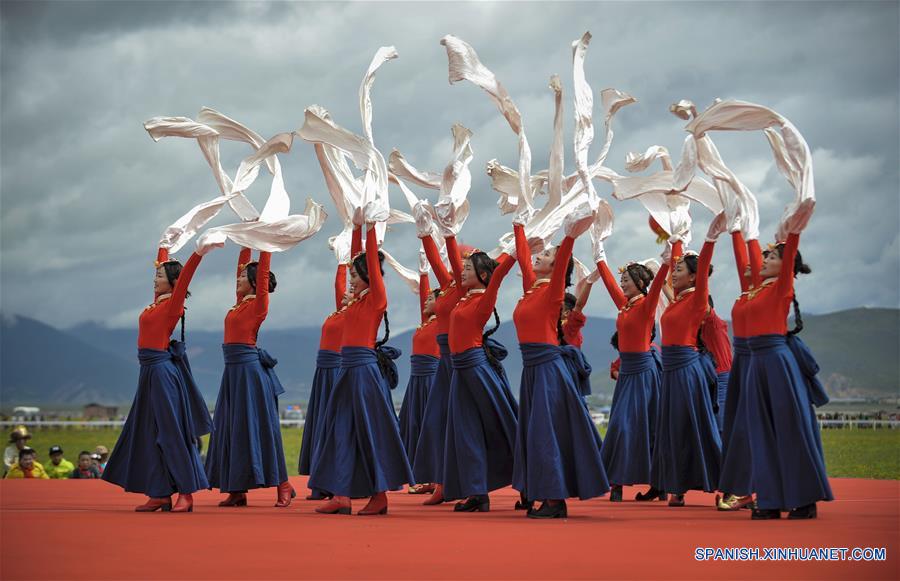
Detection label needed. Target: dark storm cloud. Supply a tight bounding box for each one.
[1,1,897,332]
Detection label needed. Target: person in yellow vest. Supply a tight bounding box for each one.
[5,448,49,479]
[46,446,75,479]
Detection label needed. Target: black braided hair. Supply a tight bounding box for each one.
[376,311,391,349]
[352,250,386,284]
[563,292,577,312]
[789,296,805,336]
[245,261,278,293]
[772,243,812,336]
[558,292,577,346]
[483,308,502,371]
[557,317,567,346]
[610,331,619,351]
[564,256,575,288]
[374,311,393,379]
[161,260,189,343]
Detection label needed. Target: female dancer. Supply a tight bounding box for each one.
[701,298,732,436]
[205,247,293,508]
[717,230,763,511]
[743,230,832,519]
[511,217,609,519]
[298,228,362,501]
[309,221,413,516]
[413,222,466,506]
[442,247,519,512]
[651,217,725,507]
[399,271,440,494]
[103,243,216,513]
[593,242,668,503]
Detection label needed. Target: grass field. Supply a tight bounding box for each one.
[10,426,900,480]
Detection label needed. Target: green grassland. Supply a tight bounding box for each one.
[11,426,899,480]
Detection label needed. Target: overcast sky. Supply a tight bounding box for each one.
[1,1,898,334]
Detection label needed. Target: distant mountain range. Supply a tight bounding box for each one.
[1,308,896,408]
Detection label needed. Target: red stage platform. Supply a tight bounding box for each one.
[1,477,897,580]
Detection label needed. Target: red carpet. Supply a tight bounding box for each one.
[1,477,897,580]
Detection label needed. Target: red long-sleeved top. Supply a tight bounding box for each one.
[729,231,764,338]
[413,273,440,357]
[562,311,586,348]
[701,308,732,373]
[660,240,715,347]
[744,233,800,337]
[511,225,575,344]
[224,250,270,345]
[138,248,202,350]
[341,225,387,348]
[319,228,362,351]
[422,235,464,336]
[448,254,515,354]
[596,256,669,352]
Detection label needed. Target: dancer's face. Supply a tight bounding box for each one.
[533,246,557,277]
[154,267,173,295]
[671,260,695,293]
[460,258,485,290]
[236,268,253,297]
[620,271,641,299]
[349,266,369,295]
[423,293,436,317]
[759,248,783,279]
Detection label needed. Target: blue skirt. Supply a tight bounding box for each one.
[412,334,454,484]
[205,344,288,492]
[745,335,833,510]
[103,346,211,497]
[651,346,722,494]
[308,347,413,497]
[714,371,730,433]
[298,350,342,476]
[601,351,662,486]
[442,346,519,500]
[399,355,439,465]
[718,338,753,496]
[513,343,609,501]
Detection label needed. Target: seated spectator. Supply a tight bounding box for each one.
[94,445,109,472]
[70,451,102,479]
[46,445,75,479]
[4,426,32,471]
[5,448,49,479]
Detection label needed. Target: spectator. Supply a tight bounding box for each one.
[4,426,32,471]
[70,451,102,479]
[93,446,109,472]
[5,448,49,479]
[46,446,75,479]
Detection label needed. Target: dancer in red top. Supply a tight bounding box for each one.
[593,236,668,502]
[206,246,294,509]
[309,222,413,516]
[510,212,610,519]
[298,228,362,500]
[650,215,726,507]
[103,241,218,513]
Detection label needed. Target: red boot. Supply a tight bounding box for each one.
[358,492,388,516]
[315,496,351,515]
[423,484,444,506]
[171,493,194,513]
[219,492,247,507]
[274,481,295,508]
[135,496,171,512]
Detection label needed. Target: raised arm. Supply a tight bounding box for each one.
[476,254,515,318]
[643,262,670,314]
[774,233,800,298]
[334,264,348,310]
[548,236,574,300]
[514,224,535,292]
[365,224,387,310]
[445,236,464,288]
[731,232,750,292]
[252,251,271,317]
[351,226,363,257]
[573,279,594,313]
[596,260,627,309]
[419,273,430,324]
[694,241,716,309]
[748,239,763,288]
[422,236,452,288]
[237,247,253,302]
[166,252,202,314]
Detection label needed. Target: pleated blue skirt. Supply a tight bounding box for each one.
[718,338,753,496]
[298,350,342,476]
[103,347,211,497]
[412,334,454,484]
[745,335,833,510]
[308,347,413,498]
[442,346,519,500]
[399,355,439,465]
[714,371,730,433]
[513,343,609,501]
[204,344,287,492]
[651,346,722,494]
[601,351,662,486]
